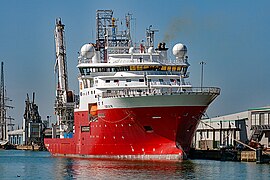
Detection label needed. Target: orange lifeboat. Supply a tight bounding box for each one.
[89,103,97,116]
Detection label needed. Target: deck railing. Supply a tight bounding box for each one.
[102,87,220,98]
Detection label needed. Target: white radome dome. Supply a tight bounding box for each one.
[80,43,95,59]
[172,43,187,58]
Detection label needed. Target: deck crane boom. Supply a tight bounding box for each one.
[54,18,74,138]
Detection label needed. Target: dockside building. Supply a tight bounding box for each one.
[193,106,270,150]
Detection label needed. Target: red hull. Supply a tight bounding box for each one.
[45,106,206,160]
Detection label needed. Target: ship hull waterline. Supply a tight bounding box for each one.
[45,93,216,160]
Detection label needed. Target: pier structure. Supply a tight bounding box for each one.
[248,106,270,147]
[193,106,270,150]
[191,108,270,163]
[193,111,248,150]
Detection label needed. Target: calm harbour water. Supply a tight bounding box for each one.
[0,150,270,180]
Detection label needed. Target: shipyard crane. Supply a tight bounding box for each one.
[54,18,75,138]
[23,92,43,146]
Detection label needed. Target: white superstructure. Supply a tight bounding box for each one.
[73,10,220,114]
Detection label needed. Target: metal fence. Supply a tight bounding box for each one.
[102,87,220,98]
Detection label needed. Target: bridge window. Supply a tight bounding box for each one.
[126,79,131,82]
[139,79,144,82]
[79,67,91,75]
[161,66,167,71]
[137,66,143,71]
[130,66,136,71]
[86,68,91,75]
[143,66,150,70]
[105,80,110,83]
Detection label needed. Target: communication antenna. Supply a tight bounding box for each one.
[200,61,206,90]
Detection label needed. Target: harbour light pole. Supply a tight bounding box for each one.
[200,61,206,90]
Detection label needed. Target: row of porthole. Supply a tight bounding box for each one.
[90,124,132,128]
[89,135,125,139]
[104,78,181,83]
[130,147,156,152]
[80,91,97,97]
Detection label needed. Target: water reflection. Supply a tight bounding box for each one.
[1,151,270,179]
[53,158,78,179]
[53,158,197,179]
[52,157,270,180]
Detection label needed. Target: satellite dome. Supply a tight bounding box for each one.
[172,43,187,58]
[80,43,95,59]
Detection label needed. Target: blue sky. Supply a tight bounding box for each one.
[1,0,270,126]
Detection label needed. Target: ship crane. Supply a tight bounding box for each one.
[54,18,75,138]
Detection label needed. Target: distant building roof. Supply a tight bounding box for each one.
[203,111,248,123]
[248,106,270,111]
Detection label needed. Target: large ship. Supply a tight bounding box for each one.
[44,10,220,160]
